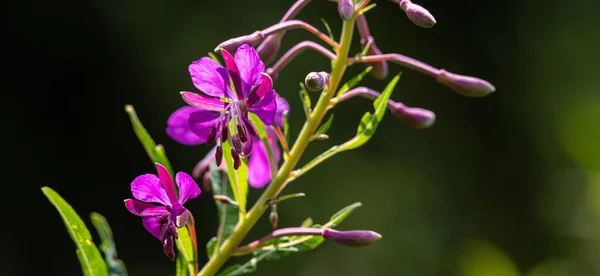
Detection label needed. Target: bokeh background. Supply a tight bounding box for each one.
[4,0,600,275]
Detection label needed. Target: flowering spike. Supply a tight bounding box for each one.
[436,70,496,97]
[215,145,223,167]
[231,148,241,170]
[338,0,354,21]
[305,71,330,92]
[391,103,436,129]
[214,31,265,54]
[399,0,436,28]
[322,228,382,247]
[206,126,217,145]
[257,33,284,65]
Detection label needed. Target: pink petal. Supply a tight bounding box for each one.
[188,110,221,140]
[248,89,276,126]
[131,174,170,205]
[142,216,162,239]
[235,44,265,90]
[156,163,178,204]
[247,73,273,107]
[181,92,226,112]
[189,57,234,98]
[175,172,201,204]
[248,139,271,188]
[166,106,205,145]
[125,199,168,217]
[220,48,245,100]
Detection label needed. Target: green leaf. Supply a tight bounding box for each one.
[90,213,128,276]
[175,225,196,276]
[206,237,218,258]
[299,83,312,119]
[42,187,108,276]
[268,193,306,205]
[282,110,290,142]
[326,202,363,228]
[314,115,334,136]
[124,105,174,175]
[300,217,313,228]
[221,141,249,215]
[336,66,373,97]
[208,52,222,66]
[321,18,336,54]
[338,74,401,151]
[248,113,275,177]
[209,162,240,241]
[175,255,187,276]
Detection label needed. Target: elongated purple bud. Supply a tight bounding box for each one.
[356,16,389,79]
[215,31,265,53]
[231,148,241,170]
[338,0,354,21]
[322,228,382,247]
[399,0,436,28]
[305,71,330,92]
[436,70,496,97]
[257,33,284,65]
[391,103,436,129]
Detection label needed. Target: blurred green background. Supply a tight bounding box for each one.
[3,0,600,275]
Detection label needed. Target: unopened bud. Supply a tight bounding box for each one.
[215,31,265,54]
[436,70,496,97]
[313,134,329,141]
[391,103,436,129]
[322,228,382,247]
[305,71,330,92]
[213,195,238,206]
[257,33,284,65]
[363,39,389,79]
[269,205,279,229]
[338,0,354,21]
[399,0,436,28]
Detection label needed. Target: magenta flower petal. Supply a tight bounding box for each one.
[175,172,201,204]
[125,199,168,217]
[156,163,177,204]
[220,48,245,100]
[131,174,171,205]
[247,73,273,107]
[167,106,205,145]
[275,93,290,127]
[181,92,227,112]
[235,44,265,92]
[142,216,162,239]
[248,89,277,125]
[188,110,221,139]
[248,139,271,188]
[189,57,234,98]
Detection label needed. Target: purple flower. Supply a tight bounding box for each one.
[167,94,290,189]
[180,44,277,168]
[124,163,201,260]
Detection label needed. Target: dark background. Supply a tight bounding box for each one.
[4,0,600,275]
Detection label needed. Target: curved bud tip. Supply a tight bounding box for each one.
[322,228,382,247]
[338,0,354,21]
[400,0,436,28]
[305,71,330,92]
[257,33,284,65]
[436,70,496,97]
[214,31,265,54]
[392,103,436,129]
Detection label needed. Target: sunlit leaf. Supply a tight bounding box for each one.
[90,213,127,276]
[175,224,196,276]
[42,187,108,276]
[327,202,363,228]
[299,83,312,119]
[336,66,373,97]
[221,141,249,215]
[268,193,306,205]
[206,237,218,258]
[209,162,240,242]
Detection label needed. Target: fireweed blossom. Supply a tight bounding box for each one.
[167,93,290,188]
[179,44,277,168]
[124,163,201,260]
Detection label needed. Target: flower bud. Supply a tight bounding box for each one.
[215,31,265,54]
[257,33,284,65]
[338,0,354,21]
[363,39,389,79]
[391,103,436,129]
[305,71,330,92]
[269,205,278,229]
[436,70,496,97]
[399,0,436,28]
[322,228,382,247]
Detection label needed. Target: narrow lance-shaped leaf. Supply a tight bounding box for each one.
[282,110,290,142]
[209,162,240,246]
[336,66,373,97]
[268,193,306,205]
[175,224,196,276]
[299,83,312,119]
[248,113,275,177]
[175,255,187,276]
[124,105,174,175]
[221,141,249,216]
[90,213,127,276]
[41,187,108,276]
[314,115,334,136]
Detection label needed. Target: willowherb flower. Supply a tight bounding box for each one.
[124,163,201,260]
[167,93,290,188]
[180,44,277,168]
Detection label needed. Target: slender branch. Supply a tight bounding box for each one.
[198,16,357,276]
[281,0,313,22]
[335,86,404,113]
[348,53,440,77]
[234,228,324,253]
[262,20,340,49]
[267,41,337,80]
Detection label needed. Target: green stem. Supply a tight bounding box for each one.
[198,17,356,276]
